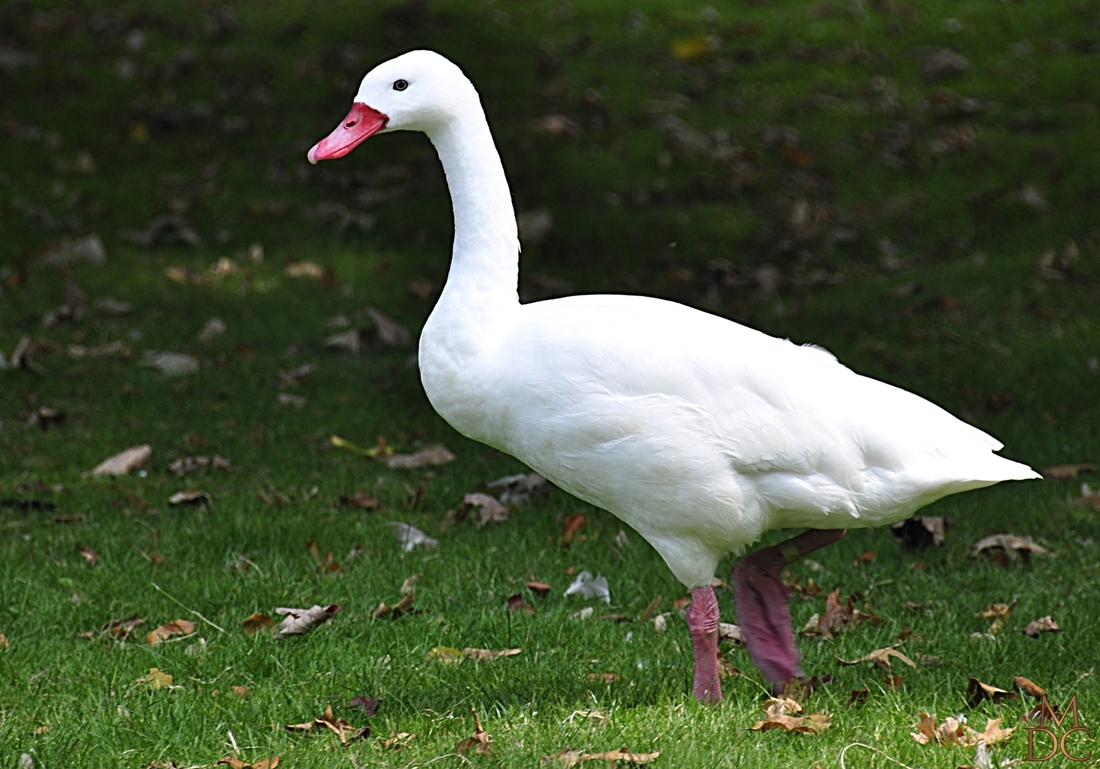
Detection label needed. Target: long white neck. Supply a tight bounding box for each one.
[428,110,519,309]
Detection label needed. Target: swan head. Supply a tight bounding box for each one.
[308,50,476,164]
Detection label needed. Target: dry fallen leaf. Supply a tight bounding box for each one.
[286,704,367,744]
[168,489,211,506]
[455,709,490,756]
[463,647,522,662]
[970,534,1049,562]
[751,697,831,734]
[966,677,1019,707]
[527,580,552,597]
[911,713,1014,747]
[561,513,587,545]
[365,306,411,346]
[460,492,510,526]
[487,472,547,504]
[284,261,325,279]
[168,455,231,475]
[337,489,383,510]
[1023,615,1060,637]
[427,646,464,664]
[217,754,280,769]
[141,350,200,376]
[148,619,195,646]
[385,444,455,469]
[1042,463,1094,480]
[976,601,1015,633]
[79,614,146,642]
[348,695,380,716]
[78,545,98,566]
[90,444,151,476]
[890,516,948,549]
[241,613,274,635]
[837,645,917,670]
[542,748,662,767]
[274,604,340,639]
[0,633,9,649]
[134,668,173,689]
[381,731,416,750]
[506,593,534,614]
[324,329,364,354]
[1014,676,1046,698]
[372,592,415,619]
[388,521,439,551]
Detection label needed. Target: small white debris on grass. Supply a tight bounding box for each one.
[565,571,610,604]
[388,521,439,552]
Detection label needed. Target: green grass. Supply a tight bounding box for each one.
[2,0,1099,766]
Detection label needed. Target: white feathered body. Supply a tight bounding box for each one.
[420,291,1037,588]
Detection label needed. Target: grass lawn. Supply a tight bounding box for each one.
[1,0,1099,766]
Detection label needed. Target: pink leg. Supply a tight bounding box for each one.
[733,529,847,693]
[686,585,722,703]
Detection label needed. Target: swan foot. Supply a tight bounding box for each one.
[686,585,723,704]
[734,529,847,694]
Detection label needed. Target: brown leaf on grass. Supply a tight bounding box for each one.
[976,601,1015,633]
[527,580,552,597]
[241,613,274,635]
[885,676,905,690]
[381,731,417,749]
[134,668,173,689]
[306,541,340,573]
[286,705,367,744]
[276,363,314,387]
[78,545,98,566]
[911,713,1014,747]
[849,687,869,706]
[386,444,455,469]
[348,696,380,717]
[455,709,490,756]
[1014,676,1046,698]
[463,647,522,662]
[231,686,252,697]
[459,492,509,526]
[890,516,948,549]
[751,697,831,734]
[79,614,146,641]
[506,593,534,614]
[970,534,1049,563]
[1042,463,1094,480]
[640,595,662,623]
[283,261,325,279]
[0,633,9,649]
[365,306,412,347]
[337,490,383,510]
[966,678,1019,707]
[274,604,340,639]
[801,590,879,638]
[542,748,662,767]
[837,645,917,670]
[399,574,420,594]
[168,455,231,475]
[90,444,151,476]
[717,653,740,680]
[561,513,587,545]
[785,575,824,598]
[587,673,620,683]
[148,619,195,646]
[217,754,280,769]
[168,489,211,506]
[1073,483,1100,510]
[371,592,415,619]
[1023,615,1060,637]
[324,329,364,354]
[427,646,464,664]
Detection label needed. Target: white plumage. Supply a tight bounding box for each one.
[310,49,1038,698]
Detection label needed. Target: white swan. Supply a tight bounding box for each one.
[309,50,1039,702]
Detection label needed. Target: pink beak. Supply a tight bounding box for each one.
[307,103,389,164]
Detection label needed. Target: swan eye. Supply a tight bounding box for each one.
[393,79,409,91]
